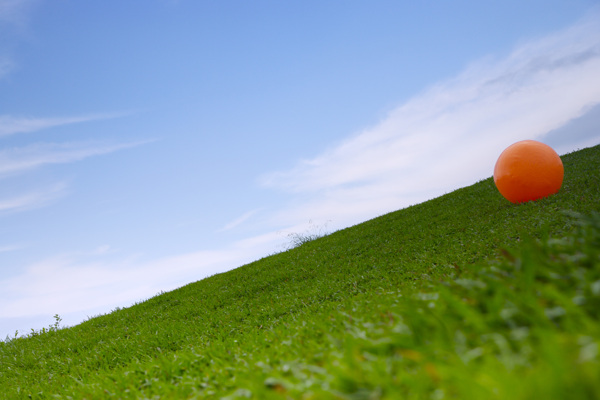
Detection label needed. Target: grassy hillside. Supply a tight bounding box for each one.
[1,144,599,399]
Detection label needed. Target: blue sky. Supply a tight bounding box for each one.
[1,0,600,338]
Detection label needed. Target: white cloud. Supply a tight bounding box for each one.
[260,9,600,230]
[0,233,276,333]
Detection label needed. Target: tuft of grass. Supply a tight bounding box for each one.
[285,220,331,250]
[0,144,599,399]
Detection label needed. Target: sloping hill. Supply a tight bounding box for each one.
[1,144,599,399]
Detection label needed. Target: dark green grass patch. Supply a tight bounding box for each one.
[0,144,599,399]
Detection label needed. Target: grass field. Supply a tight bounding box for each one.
[1,144,599,399]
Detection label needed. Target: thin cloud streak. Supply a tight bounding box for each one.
[0,244,24,253]
[260,9,600,231]
[0,182,68,213]
[0,113,130,137]
[218,209,262,232]
[0,140,153,177]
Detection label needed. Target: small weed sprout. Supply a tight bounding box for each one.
[52,314,62,331]
[20,314,63,339]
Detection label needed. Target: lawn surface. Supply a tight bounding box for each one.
[1,144,599,399]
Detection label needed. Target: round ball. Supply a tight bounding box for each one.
[493,140,564,203]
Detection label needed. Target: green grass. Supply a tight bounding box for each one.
[1,144,599,399]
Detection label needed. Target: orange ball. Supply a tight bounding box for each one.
[493,140,564,203]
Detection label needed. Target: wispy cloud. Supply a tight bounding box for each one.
[260,9,600,230]
[0,113,152,216]
[0,182,67,213]
[0,113,130,137]
[0,140,152,177]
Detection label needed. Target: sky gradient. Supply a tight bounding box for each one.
[1,0,600,339]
